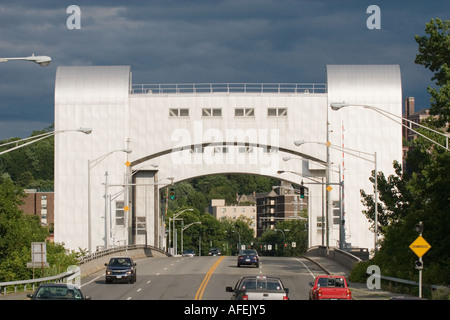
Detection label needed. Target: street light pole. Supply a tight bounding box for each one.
[88,148,132,253]
[181,221,201,255]
[330,102,449,151]
[0,54,52,66]
[0,128,91,156]
[169,208,194,255]
[295,140,378,252]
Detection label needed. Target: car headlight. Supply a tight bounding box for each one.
[106,270,112,275]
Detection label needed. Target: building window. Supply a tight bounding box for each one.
[268,108,287,117]
[169,108,189,117]
[238,146,254,154]
[235,108,255,117]
[214,146,228,154]
[317,216,324,230]
[41,195,48,225]
[332,201,341,225]
[116,201,125,226]
[202,108,222,117]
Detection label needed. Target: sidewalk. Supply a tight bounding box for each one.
[305,255,421,300]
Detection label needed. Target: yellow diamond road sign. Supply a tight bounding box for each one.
[409,235,431,258]
[326,185,333,192]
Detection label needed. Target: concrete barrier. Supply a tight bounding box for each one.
[79,246,168,277]
[306,246,363,270]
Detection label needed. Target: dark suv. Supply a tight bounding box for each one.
[105,256,137,284]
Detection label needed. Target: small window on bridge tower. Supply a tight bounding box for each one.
[268,108,287,117]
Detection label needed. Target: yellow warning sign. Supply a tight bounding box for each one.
[409,235,431,258]
[326,185,333,192]
[125,161,131,167]
[124,205,130,212]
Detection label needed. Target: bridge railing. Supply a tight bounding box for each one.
[79,244,170,264]
[131,83,327,95]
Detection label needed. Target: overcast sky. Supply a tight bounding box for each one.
[0,0,448,139]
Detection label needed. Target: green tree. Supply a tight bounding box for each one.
[415,18,450,126]
[257,219,308,257]
[357,144,449,286]
[0,176,78,282]
[0,124,54,189]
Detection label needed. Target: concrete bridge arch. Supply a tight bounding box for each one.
[54,64,402,253]
[129,142,325,248]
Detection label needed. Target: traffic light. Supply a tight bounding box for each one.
[169,187,175,200]
[300,187,305,199]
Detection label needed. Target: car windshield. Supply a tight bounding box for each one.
[35,285,83,300]
[109,258,132,266]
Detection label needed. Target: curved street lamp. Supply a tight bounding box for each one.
[88,148,132,253]
[0,54,52,66]
[181,221,201,255]
[330,102,449,151]
[294,140,378,252]
[0,128,92,156]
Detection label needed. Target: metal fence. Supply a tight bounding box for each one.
[131,83,327,95]
[0,269,78,295]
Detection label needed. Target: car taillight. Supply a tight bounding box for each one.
[346,289,351,298]
[283,295,289,300]
[243,295,248,300]
[318,288,322,297]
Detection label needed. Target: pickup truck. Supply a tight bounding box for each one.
[309,275,351,300]
[226,276,289,300]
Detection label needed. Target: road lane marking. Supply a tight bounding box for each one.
[194,256,225,300]
[295,258,316,279]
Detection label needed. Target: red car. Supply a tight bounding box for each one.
[309,275,351,300]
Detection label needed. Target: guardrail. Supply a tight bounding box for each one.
[0,244,170,296]
[307,246,448,293]
[131,83,327,95]
[0,269,78,295]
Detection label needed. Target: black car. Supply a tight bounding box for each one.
[27,283,91,300]
[208,248,222,256]
[237,249,260,268]
[105,256,137,284]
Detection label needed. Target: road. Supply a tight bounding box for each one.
[81,255,322,300]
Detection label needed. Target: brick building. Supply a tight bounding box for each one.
[19,189,54,226]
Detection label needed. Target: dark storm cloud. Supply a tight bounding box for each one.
[0,0,447,138]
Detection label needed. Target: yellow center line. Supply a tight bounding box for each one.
[194,256,225,300]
